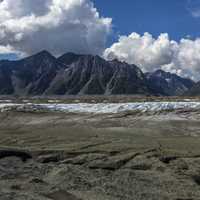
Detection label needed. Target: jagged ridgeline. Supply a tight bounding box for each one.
[0,51,195,96]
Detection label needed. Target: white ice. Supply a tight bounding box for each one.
[0,102,200,114]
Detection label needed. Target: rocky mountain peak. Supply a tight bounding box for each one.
[0,51,195,96]
[146,69,195,96]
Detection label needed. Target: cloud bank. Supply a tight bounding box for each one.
[0,0,112,56]
[104,32,200,81]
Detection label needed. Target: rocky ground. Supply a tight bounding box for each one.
[0,107,200,199]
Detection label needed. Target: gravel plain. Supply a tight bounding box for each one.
[0,99,200,200]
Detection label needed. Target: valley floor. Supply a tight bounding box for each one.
[0,99,200,200]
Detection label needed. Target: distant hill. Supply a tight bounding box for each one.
[0,51,195,96]
[145,70,195,96]
[184,81,200,96]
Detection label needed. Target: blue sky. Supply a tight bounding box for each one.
[93,0,200,44]
[0,53,18,60]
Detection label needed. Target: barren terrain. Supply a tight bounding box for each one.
[0,98,200,200]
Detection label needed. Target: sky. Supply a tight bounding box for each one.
[94,0,200,42]
[1,0,200,80]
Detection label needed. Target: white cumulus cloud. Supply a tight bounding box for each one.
[104,32,200,81]
[0,0,112,56]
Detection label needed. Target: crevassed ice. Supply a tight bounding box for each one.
[38,102,200,113]
[0,102,200,113]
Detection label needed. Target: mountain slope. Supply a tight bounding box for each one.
[184,81,200,96]
[0,51,65,95]
[0,61,14,94]
[146,70,195,96]
[45,55,149,95]
[0,51,195,96]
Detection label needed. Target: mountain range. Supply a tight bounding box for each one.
[0,50,196,96]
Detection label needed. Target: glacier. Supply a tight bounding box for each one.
[0,102,200,113]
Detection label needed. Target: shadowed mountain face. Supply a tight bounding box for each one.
[0,51,195,96]
[146,70,195,96]
[185,81,200,96]
[46,55,149,95]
